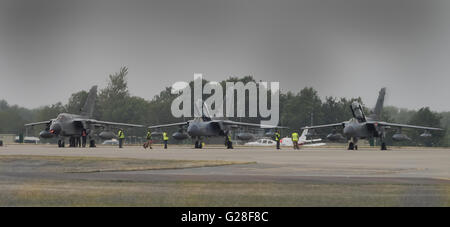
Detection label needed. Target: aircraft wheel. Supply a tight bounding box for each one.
[381,142,387,150]
[90,140,96,148]
[355,145,358,150]
[348,142,354,150]
[199,142,203,149]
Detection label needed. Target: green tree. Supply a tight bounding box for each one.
[0,100,34,134]
[34,103,66,122]
[97,67,131,122]
[279,87,322,134]
[407,107,445,147]
[65,90,88,114]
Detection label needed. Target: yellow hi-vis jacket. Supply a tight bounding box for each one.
[292,132,299,142]
[118,130,125,139]
[163,132,169,141]
[275,132,281,141]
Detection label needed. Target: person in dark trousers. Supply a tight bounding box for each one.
[118,129,125,148]
[292,132,299,150]
[69,137,75,147]
[163,132,169,149]
[81,129,87,148]
[275,130,281,150]
[225,135,233,149]
[76,136,81,147]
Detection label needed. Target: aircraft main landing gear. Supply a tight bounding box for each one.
[89,140,96,148]
[348,137,358,150]
[381,142,387,150]
[194,139,203,149]
[348,142,354,150]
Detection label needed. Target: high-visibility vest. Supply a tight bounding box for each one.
[163,132,169,141]
[275,133,280,141]
[228,136,232,141]
[118,130,125,139]
[292,132,299,142]
[146,131,152,140]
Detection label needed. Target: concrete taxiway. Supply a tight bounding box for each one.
[0,144,449,206]
[2,145,449,179]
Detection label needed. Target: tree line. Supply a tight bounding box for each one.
[0,67,448,146]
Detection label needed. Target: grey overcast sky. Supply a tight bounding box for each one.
[0,0,449,111]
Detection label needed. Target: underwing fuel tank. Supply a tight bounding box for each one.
[326,133,345,141]
[39,130,54,139]
[99,131,115,140]
[264,131,275,137]
[392,133,411,142]
[172,132,188,140]
[420,132,432,138]
[151,132,162,136]
[237,133,255,141]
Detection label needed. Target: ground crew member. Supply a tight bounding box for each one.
[225,134,233,149]
[144,129,152,149]
[275,130,281,150]
[118,129,125,148]
[163,132,169,149]
[81,129,87,148]
[292,132,299,150]
[69,136,75,147]
[76,136,81,147]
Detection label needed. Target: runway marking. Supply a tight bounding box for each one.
[431,177,450,181]
[0,155,255,174]
[66,161,256,173]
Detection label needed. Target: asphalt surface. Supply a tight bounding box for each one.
[0,144,449,206]
[1,144,449,180]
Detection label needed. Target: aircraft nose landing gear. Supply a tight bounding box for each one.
[381,142,387,150]
[348,142,354,150]
[347,138,358,150]
[194,138,203,149]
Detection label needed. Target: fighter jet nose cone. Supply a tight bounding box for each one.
[49,123,62,135]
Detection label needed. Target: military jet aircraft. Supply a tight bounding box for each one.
[302,88,443,150]
[25,86,143,147]
[148,101,286,148]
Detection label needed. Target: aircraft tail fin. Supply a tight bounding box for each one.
[202,102,213,121]
[80,86,97,118]
[300,129,308,142]
[371,87,386,120]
